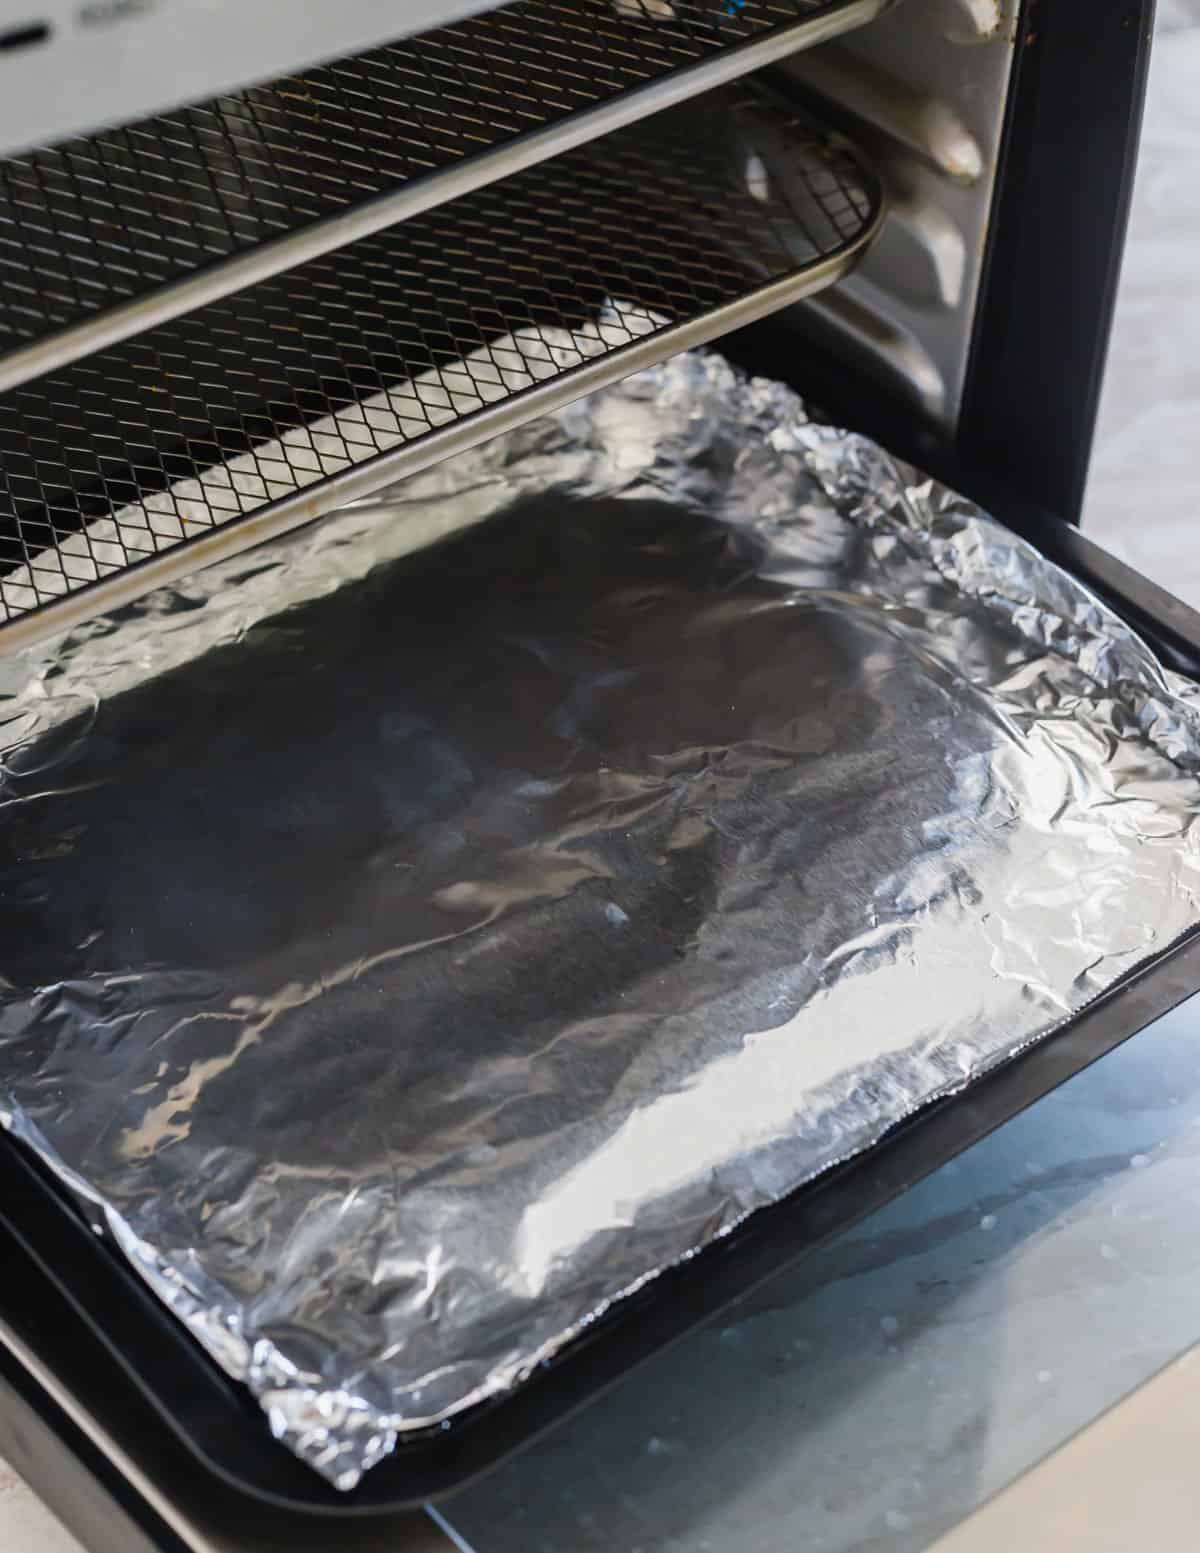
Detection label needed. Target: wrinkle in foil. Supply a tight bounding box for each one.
[2,350,1200,1489]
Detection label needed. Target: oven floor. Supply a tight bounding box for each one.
[7,9,1200,1552]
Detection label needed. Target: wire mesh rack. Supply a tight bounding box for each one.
[0,85,881,649]
[0,0,891,393]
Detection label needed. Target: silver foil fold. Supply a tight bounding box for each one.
[2,350,1200,1489]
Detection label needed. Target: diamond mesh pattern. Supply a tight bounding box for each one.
[0,0,865,370]
[0,87,877,635]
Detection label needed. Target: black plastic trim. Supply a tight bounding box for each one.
[957,0,1156,523]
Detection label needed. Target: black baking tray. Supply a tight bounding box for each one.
[4,899,1200,1517]
[5,483,1200,1515]
[6,418,1200,1520]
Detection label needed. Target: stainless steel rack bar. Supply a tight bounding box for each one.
[0,0,892,396]
[0,86,882,654]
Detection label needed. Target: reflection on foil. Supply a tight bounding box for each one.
[1,351,1199,1490]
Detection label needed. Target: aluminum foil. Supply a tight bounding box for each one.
[2,350,1200,1491]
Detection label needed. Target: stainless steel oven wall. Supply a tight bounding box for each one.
[0,0,503,159]
[778,0,1020,430]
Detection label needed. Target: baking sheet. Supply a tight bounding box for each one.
[2,350,1200,1490]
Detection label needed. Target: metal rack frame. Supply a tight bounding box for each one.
[0,86,883,653]
[0,0,892,398]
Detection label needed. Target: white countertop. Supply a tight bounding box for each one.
[0,1456,84,1553]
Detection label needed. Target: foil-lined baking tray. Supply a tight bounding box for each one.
[1,351,1199,1490]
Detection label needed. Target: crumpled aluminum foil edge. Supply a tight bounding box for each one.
[2,346,1200,1490]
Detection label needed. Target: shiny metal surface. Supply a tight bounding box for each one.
[781,0,1019,428]
[1,351,1199,1492]
[0,0,892,397]
[0,87,880,652]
